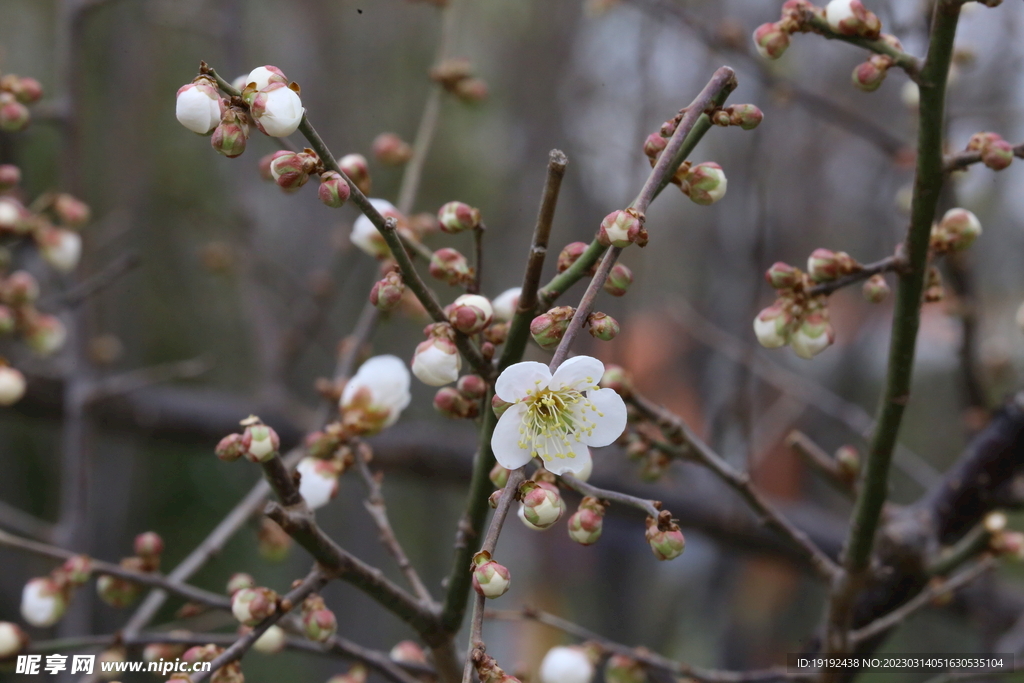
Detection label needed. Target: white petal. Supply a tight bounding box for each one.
[539,647,594,683]
[549,355,603,391]
[491,287,521,322]
[490,403,534,470]
[297,458,338,510]
[543,442,592,476]
[412,345,460,386]
[580,387,627,447]
[495,361,550,403]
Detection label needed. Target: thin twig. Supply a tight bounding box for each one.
[85,356,214,402]
[807,255,905,297]
[0,499,55,541]
[559,473,660,518]
[785,430,854,495]
[943,141,1023,172]
[58,251,140,307]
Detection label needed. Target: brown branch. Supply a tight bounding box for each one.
[0,499,55,541]
[785,430,854,495]
[807,255,906,297]
[559,473,661,518]
[943,142,1024,172]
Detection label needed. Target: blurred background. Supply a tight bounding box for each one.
[1,0,1024,681]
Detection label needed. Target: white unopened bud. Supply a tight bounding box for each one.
[790,310,835,360]
[0,366,26,406]
[539,646,595,683]
[0,622,28,658]
[253,624,287,654]
[753,302,792,349]
[297,456,340,510]
[231,587,278,626]
[250,83,304,137]
[21,577,67,627]
[351,199,402,259]
[412,325,461,386]
[681,162,727,205]
[175,79,223,135]
[471,551,510,599]
[38,228,82,273]
[492,287,521,322]
[245,65,288,92]
[340,355,412,435]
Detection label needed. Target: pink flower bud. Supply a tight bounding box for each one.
[259,150,290,181]
[519,480,565,529]
[598,209,646,249]
[231,586,278,626]
[471,551,511,599]
[605,655,645,683]
[24,313,67,356]
[457,374,487,400]
[489,463,510,488]
[2,271,37,305]
[0,93,30,132]
[250,82,304,137]
[753,22,790,60]
[227,573,256,595]
[725,104,763,130]
[215,433,246,462]
[1,75,44,104]
[318,171,351,208]
[340,154,372,195]
[372,132,413,166]
[241,420,281,462]
[645,518,685,560]
[183,644,223,665]
[412,323,461,386]
[301,595,337,642]
[567,497,606,545]
[681,162,727,205]
[175,79,223,135]
[765,261,801,289]
[437,201,482,234]
[270,151,319,191]
[602,263,633,297]
[58,555,92,586]
[806,248,843,281]
[429,247,472,286]
[0,622,29,659]
[862,273,890,303]
[453,77,489,103]
[434,386,477,419]
[530,305,574,350]
[938,208,982,252]
[599,364,633,398]
[370,271,405,311]
[0,164,21,191]
[982,138,1014,171]
[52,193,91,228]
[557,241,592,274]
[587,311,619,341]
[390,640,427,665]
[211,108,249,158]
[825,0,881,39]
[448,293,494,334]
[643,133,668,160]
[852,56,889,92]
[21,577,67,627]
[790,309,835,360]
[134,531,165,561]
[0,366,26,406]
[753,301,794,350]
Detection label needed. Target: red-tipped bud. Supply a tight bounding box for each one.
[372,133,413,166]
[340,154,372,195]
[489,463,510,488]
[852,56,890,92]
[301,595,337,642]
[241,418,281,463]
[390,641,428,665]
[434,386,478,419]
[643,133,668,160]
[215,432,246,462]
[453,77,489,103]
[598,209,647,249]
[557,242,591,274]
[370,271,405,311]
[429,248,472,286]
[412,323,461,386]
[862,274,890,303]
[753,22,790,60]
[270,151,319,191]
[765,262,801,289]
[0,93,30,132]
[2,75,44,104]
[790,309,835,360]
[448,294,493,334]
[134,531,164,561]
[587,312,619,341]
[58,555,92,587]
[259,150,291,181]
[605,655,646,683]
[457,374,487,400]
[97,562,144,608]
[0,164,20,191]
[681,162,727,205]
[437,201,482,234]
[318,171,351,208]
[211,107,249,158]
[938,208,982,252]
[603,263,633,297]
[24,313,67,356]
[492,394,512,418]
[825,0,882,39]
[645,517,685,560]
[981,138,1014,171]
[753,301,794,349]
[807,248,858,282]
[567,497,606,545]
[519,480,565,529]
[471,551,511,598]
[600,364,633,398]
[530,306,574,350]
[231,586,278,626]
[725,104,763,130]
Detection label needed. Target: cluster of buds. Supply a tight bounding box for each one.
[539,645,598,683]
[435,374,487,419]
[0,622,29,659]
[215,415,282,463]
[231,585,279,626]
[556,242,633,296]
[0,71,43,132]
[567,496,607,545]
[598,209,648,249]
[642,129,728,205]
[587,311,620,342]
[930,208,982,254]
[530,305,575,350]
[438,200,482,234]
[372,132,413,166]
[429,247,473,286]
[645,515,686,561]
[752,0,823,60]
[852,47,899,92]
[301,594,338,642]
[966,132,1016,171]
[95,532,163,608]
[20,553,94,627]
[429,57,489,103]
[412,322,462,386]
[370,270,406,311]
[754,257,850,359]
[264,149,322,192]
[710,104,764,130]
[471,550,511,599]
[518,479,566,530]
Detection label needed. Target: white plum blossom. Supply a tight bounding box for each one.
[492,287,521,322]
[539,646,595,683]
[175,81,223,135]
[251,84,304,137]
[21,577,66,627]
[296,456,339,510]
[490,356,627,476]
[39,229,82,273]
[351,199,401,259]
[0,366,26,406]
[340,355,412,434]
[245,65,287,92]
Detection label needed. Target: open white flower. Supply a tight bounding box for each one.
[490,356,626,475]
[340,354,412,434]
